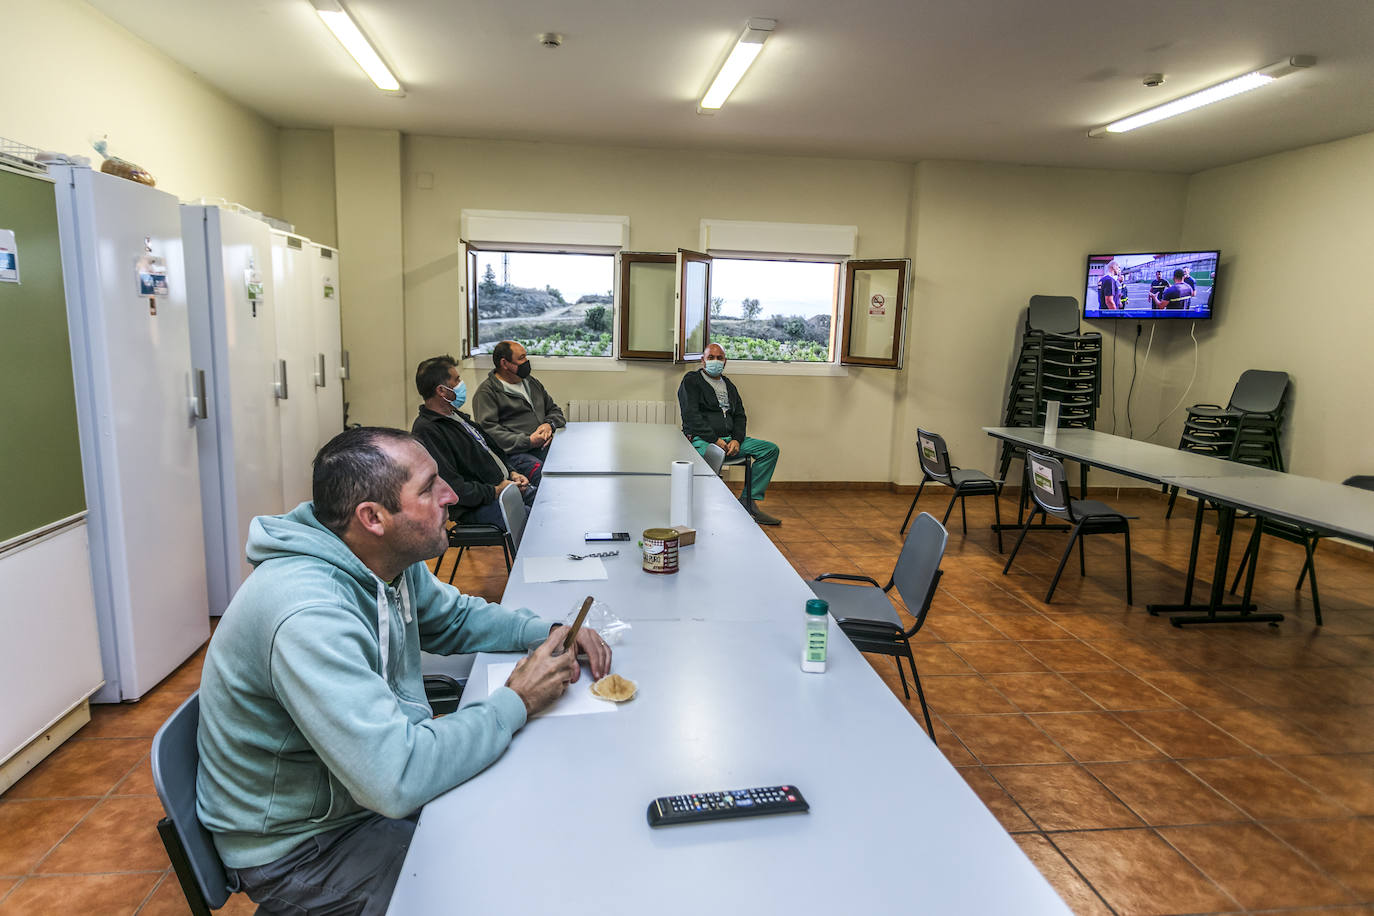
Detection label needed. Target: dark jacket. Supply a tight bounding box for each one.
[678,368,747,443]
[472,370,566,455]
[411,405,511,515]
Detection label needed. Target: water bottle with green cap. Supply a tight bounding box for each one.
[802,598,828,673]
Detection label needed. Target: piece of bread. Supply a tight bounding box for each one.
[589,673,637,702]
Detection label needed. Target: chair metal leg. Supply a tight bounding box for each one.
[1229,529,1254,595]
[1304,537,1322,626]
[959,495,968,534]
[1122,526,1134,606]
[892,654,911,700]
[906,646,937,746]
[900,480,927,534]
[446,546,466,585]
[1078,531,1086,576]
[1046,526,1081,602]
[1002,508,1040,575]
[992,491,1004,553]
[941,491,959,526]
[1165,485,1180,519]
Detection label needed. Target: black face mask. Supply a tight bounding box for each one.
[514,359,532,379]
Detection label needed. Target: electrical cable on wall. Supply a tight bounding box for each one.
[1125,322,1141,437]
[1108,323,1119,433]
[1144,321,1200,441]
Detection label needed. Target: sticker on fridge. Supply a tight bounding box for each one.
[0,229,19,283]
[136,253,170,297]
[322,275,335,299]
[245,267,263,302]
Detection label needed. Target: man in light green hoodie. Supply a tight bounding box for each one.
[197,427,611,915]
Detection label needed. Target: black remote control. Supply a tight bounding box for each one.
[646,785,809,827]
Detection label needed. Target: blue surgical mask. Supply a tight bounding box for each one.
[446,379,467,410]
[703,360,725,378]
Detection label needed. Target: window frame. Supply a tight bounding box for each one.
[460,241,619,362]
[838,258,910,369]
[616,251,675,361]
[675,248,712,363]
[706,254,843,366]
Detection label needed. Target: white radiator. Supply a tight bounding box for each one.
[567,399,679,424]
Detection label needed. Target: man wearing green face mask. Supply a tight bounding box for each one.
[677,343,782,525]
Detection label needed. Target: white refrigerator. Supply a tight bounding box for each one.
[183,205,285,615]
[50,164,210,703]
[270,231,319,508]
[310,242,347,448]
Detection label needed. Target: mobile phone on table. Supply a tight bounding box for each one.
[585,531,631,542]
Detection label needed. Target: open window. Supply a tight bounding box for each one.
[617,252,675,360]
[675,249,711,362]
[839,259,909,368]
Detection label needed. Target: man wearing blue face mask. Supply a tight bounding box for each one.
[411,356,534,532]
[677,343,782,526]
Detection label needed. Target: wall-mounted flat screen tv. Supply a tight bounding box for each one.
[1084,250,1219,319]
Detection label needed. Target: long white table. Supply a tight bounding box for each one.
[543,421,715,476]
[394,424,1070,914]
[984,425,1374,626]
[508,475,811,622]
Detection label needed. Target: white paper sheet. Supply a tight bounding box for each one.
[522,556,608,583]
[485,661,616,717]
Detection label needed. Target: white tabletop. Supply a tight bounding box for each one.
[544,422,715,476]
[509,474,813,623]
[983,426,1281,483]
[1164,473,1374,545]
[391,619,1069,915]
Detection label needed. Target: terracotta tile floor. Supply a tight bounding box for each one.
[2,486,1371,915]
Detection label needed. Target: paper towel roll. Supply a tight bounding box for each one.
[670,460,693,528]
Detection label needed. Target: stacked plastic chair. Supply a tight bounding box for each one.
[996,296,1103,483]
[1165,369,1290,517]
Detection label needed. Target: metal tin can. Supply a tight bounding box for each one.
[641,527,680,575]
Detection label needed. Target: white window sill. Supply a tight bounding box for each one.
[718,361,849,377]
[461,355,627,373]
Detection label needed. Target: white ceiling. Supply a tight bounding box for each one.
[88,0,1374,173]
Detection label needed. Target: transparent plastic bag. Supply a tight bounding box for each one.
[562,599,631,645]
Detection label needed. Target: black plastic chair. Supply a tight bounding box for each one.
[1227,474,1374,626]
[152,693,232,915]
[901,428,1004,551]
[1002,451,1135,604]
[810,512,948,744]
[440,521,510,581]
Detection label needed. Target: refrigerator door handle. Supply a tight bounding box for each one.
[340,349,351,380]
[194,369,209,420]
[275,359,288,400]
[316,353,327,388]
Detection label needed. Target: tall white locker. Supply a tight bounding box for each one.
[270,231,319,508]
[310,243,347,448]
[50,165,210,702]
[183,205,285,615]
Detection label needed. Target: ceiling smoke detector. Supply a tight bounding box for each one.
[1143,73,1166,88]
[539,32,563,49]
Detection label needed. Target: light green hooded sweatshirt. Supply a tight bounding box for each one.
[195,502,557,868]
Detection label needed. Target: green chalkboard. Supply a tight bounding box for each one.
[0,165,86,544]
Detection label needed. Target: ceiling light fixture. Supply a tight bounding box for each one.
[699,18,776,113]
[1088,56,1314,137]
[311,0,402,92]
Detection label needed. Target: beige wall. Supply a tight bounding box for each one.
[400,136,914,482]
[335,128,407,427]
[4,0,280,215]
[1168,131,1374,482]
[280,129,337,247]
[899,162,1190,485]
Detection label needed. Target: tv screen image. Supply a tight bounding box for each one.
[1083,250,1219,320]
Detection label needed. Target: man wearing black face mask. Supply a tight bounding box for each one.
[472,340,565,482]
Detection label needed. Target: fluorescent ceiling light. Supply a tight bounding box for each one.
[1089,56,1314,137]
[312,0,402,92]
[699,19,776,112]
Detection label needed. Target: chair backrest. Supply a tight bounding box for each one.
[1344,475,1374,492]
[1228,369,1289,414]
[891,512,949,629]
[702,442,726,474]
[1025,451,1072,519]
[915,428,952,482]
[498,482,528,551]
[150,692,231,910]
[1026,295,1080,334]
